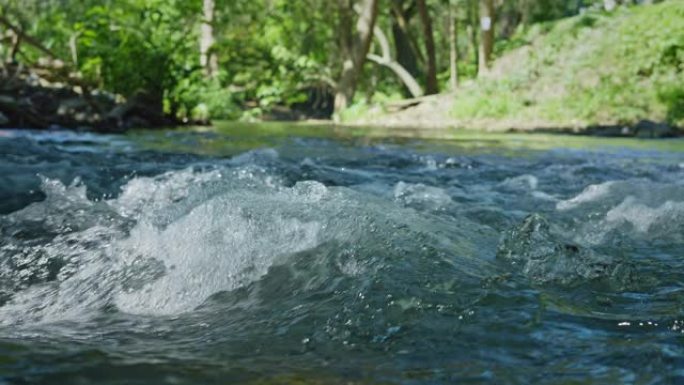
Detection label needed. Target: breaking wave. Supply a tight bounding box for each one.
[0,165,488,325]
[556,179,684,244]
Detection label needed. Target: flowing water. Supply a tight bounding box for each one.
[1,123,684,384]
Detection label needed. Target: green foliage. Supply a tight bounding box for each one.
[338,89,405,122]
[3,0,682,126]
[74,0,201,113]
[169,74,240,121]
[4,0,203,116]
[452,80,526,119]
[452,0,684,127]
[213,0,338,116]
[658,83,684,124]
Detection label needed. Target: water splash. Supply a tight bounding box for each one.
[0,166,488,325]
[497,214,636,288]
[393,181,452,211]
[0,170,331,323]
[114,194,322,315]
[557,179,684,244]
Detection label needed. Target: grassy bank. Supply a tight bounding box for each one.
[348,1,684,135]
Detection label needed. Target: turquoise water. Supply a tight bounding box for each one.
[1,124,684,384]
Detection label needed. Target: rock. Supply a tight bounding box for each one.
[89,90,118,112]
[0,111,8,125]
[634,119,676,138]
[0,95,18,108]
[57,97,89,116]
[127,115,150,128]
[0,65,177,131]
[104,100,135,128]
[496,213,636,288]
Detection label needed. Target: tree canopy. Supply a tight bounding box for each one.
[0,0,677,126]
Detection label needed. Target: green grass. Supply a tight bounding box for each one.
[452,1,684,128]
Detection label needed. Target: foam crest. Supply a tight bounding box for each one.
[0,170,331,323]
[112,168,223,219]
[393,181,452,211]
[114,193,322,315]
[500,174,538,191]
[0,161,490,326]
[556,181,615,211]
[556,179,684,244]
[500,174,556,201]
[605,198,684,235]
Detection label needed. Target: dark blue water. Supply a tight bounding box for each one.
[1,126,684,384]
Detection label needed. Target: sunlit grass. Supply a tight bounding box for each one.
[451,1,684,128]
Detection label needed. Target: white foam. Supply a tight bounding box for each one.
[114,194,321,315]
[393,181,452,210]
[0,168,483,326]
[0,171,328,323]
[556,181,615,211]
[560,180,684,244]
[229,148,279,165]
[500,174,538,191]
[605,197,684,234]
[112,168,222,219]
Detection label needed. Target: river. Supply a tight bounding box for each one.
[1,123,683,384]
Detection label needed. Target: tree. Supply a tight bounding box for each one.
[448,0,458,90]
[200,0,218,78]
[417,0,438,94]
[465,0,479,73]
[390,0,422,83]
[334,0,378,117]
[477,0,494,76]
[366,25,423,97]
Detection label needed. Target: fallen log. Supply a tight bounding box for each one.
[382,93,442,112]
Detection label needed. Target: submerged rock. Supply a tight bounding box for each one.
[634,119,677,138]
[496,213,635,288]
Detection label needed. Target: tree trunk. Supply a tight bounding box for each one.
[367,26,423,98]
[467,0,479,70]
[477,0,494,77]
[448,1,458,91]
[391,23,419,86]
[333,0,378,118]
[200,0,218,78]
[417,0,438,94]
[9,32,20,62]
[390,0,422,78]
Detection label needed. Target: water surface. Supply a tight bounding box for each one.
[1,123,684,384]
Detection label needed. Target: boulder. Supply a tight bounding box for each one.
[0,95,18,108]
[634,119,676,138]
[57,97,90,116]
[0,65,177,131]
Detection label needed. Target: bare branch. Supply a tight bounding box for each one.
[367,26,424,98]
[0,15,59,60]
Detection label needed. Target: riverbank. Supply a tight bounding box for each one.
[343,1,684,139]
[2,1,681,138]
[0,62,178,132]
[341,93,682,139]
